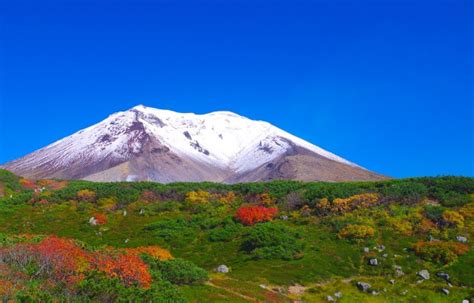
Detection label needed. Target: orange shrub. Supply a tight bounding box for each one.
[413,241,469,264]
[124,246,173,261]
[77,189,96,202]
[93,213,108,225]
[338,224,375,239]
[416,218,437,234]
[19,178,37,190]
[94,253,151,288]
[35,236,91,285]
[257,193,275,206]
[218,191,236,204]
[140,190,158,202]
[235,206,278,226]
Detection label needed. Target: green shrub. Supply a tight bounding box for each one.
[424,205,445,223]
[382,181,428,204]
[78,271,186,302]
[149,258,208,285]
[242,222,303,260]
[209,222,243,242]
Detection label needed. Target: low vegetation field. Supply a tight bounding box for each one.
[0,169,473,302]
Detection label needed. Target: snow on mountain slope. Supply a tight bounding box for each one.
[1,105,384,182]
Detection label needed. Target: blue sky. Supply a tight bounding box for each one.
[0,0,472,177]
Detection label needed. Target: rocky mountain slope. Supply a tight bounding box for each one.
[1,105,385,182]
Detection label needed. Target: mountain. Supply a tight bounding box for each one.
[0,105,386,183]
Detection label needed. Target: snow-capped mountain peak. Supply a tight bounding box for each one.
[1,105,384,183]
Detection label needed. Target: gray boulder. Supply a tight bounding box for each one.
[456,236,468,243]
[216,265,229,273]
[441,288,450,295]
[436,272,450,281]
[418,269,430,280]
[334,292,342,298]
[356,282,371,292]
[326,295,335,302]
[368,258,378,266]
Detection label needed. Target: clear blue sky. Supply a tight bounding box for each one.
[0,0,472,177]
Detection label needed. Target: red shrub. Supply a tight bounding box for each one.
[35,236,91,284]
[235,206,278,226]
[19,178,37,190]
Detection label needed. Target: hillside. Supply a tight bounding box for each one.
[0,169,473,302]
[0,105,385,183]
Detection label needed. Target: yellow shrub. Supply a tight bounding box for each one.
[459,203,474,219]
[98,197,118,211]
[76,189,96,202]
[185,190,211,204]
[338,224,375,239]
[316,193,380,215]
[442,210,464,228]
[390,219,413,236]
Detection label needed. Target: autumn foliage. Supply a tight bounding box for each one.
[19,178,37,190]
[0,236,155,290]
[337,224,375,240]
[235,206,278,225]
[316,193,380,215]
[94,253,152,288]
[77,189,96,202]
[124,246,173,261]
[412,241,469,264]
[92,213,108,225]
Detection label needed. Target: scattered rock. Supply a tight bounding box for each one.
[122,210,127,216]
[440,288,450,295]
[216,265,229,273]
[368,258,378,266]
[259,284,266,289]
[401,290,408,295]
[288,284,306,295]
[456,236,468,243]
[448,282,453,288]
[436,272,450,281]
[89,217,98,226]
[389,279,395,285]
[394,265,405,277]
[428,235,438,242]
[327,295,335,302]
[371,291,379,296]
[139,209,145,215]
[417,269,430,280]
[356,282,371,292]
[334,291,342,298]
[363,247,370,253]
[462,300,470,303]
[377,245,386,252]
[382,253,388,258]
[280,215,289,221]
[124,238,129,243]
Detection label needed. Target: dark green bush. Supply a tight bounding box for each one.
[149,258,208,285]
[77,271,186,302]
[209,222,243,242]
[242,222,303,260]
[424,205,445,223]
[381,181,428,204]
